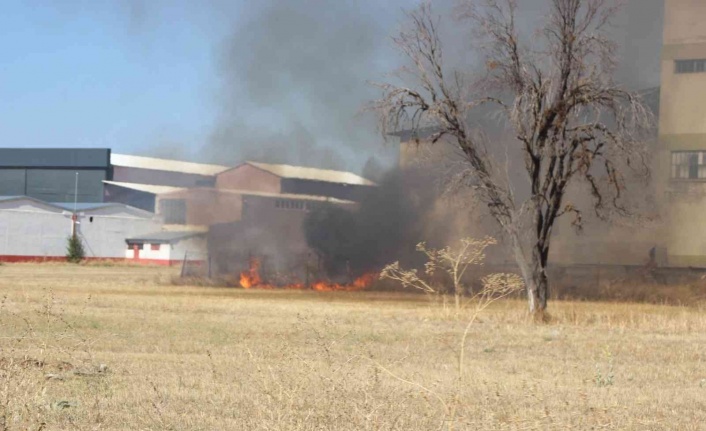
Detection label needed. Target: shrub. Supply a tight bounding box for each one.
[66,235,85,263]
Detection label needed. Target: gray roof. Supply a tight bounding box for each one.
[0,195,153,216]
[53,202,117,211]
[0,148,110,168]
[111,154,230,176]
[242,161,375,186]
[126,231,204,244]
[103,180,186,195]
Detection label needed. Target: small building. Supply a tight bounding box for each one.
[125,231,207,266]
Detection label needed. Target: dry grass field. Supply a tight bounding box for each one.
[0,263,705,430]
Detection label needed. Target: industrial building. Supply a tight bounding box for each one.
[0,148,111,203]
[389,0,706,269]
[0,148,376,267]
[0,196,159,261]
[657,0,706,266]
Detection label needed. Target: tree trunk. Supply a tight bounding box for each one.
[528,242,550,319]
[510,230,550,320]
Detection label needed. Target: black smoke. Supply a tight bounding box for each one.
[303,167,453,277]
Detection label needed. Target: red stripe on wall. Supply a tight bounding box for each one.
[0,255,202,267]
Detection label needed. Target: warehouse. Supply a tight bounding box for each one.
[0,148,111,203]
[0,196,159,261]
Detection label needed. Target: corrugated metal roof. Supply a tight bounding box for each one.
[0,195,152,216]
[157,187,355,205]
[53,202,116,211]
[0,148,110,168]
[111,154,231,176]
[103,181,186,195]
[245,162,375,186]
[0,195,65,211]
[126,231,204,244]
[224,189,356,204]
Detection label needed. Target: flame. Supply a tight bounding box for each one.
[238,257,376,291]
[239,258,263,289]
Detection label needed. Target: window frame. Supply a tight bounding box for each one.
[675,59,706,74]
[671,150,706,180]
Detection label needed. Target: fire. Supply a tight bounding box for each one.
[238,258,377,292]
[239,258,263,289]
[310,273,375,292]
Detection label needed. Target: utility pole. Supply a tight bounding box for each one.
[71,172,79,238]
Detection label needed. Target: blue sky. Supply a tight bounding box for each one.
[0,2,236,156]
[0,1,408,170]
[0,0,662,172]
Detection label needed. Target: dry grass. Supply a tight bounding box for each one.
[0,264,704,430]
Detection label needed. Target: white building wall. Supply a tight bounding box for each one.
[0,209,69,257]
[0,199,161,259]
[79,212,160,258]
[125,243,171,261]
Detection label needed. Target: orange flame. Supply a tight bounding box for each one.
[238,257,377,291]
[239,258,262,289]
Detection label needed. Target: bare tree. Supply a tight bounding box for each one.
[371,0,653,318]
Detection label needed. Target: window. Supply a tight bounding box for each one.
[675,59,706,74]
[150,244,161,251]
[127,243,144,250]
[160,199,187,224]
[274,199,308,211]
[672,151,706,179]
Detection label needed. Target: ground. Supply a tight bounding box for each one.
[0,264,705,430]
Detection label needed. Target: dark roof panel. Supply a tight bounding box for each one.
[0,148,111,168]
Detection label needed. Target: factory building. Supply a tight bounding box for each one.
[0,148,111,203]
[155,162,372,274]
[388,0,706,268]
[657,0,706,266]
[0,148,376,267]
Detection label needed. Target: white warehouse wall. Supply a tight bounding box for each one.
[0,199,161,259]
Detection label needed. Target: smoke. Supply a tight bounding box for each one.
[303,167,465,277]
[205,0,403,171]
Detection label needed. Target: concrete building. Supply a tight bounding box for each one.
[104,154,230,212]
[125,231,207,266]
[0,148,376,268]
[154,162,373,275]
[658,0,706,266]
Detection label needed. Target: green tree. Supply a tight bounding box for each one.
[66,234,85,263]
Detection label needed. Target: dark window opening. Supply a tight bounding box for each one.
[127,243,144,250]
[672,151,706,179]
[675,59,706,74]
[150,244,160,251]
